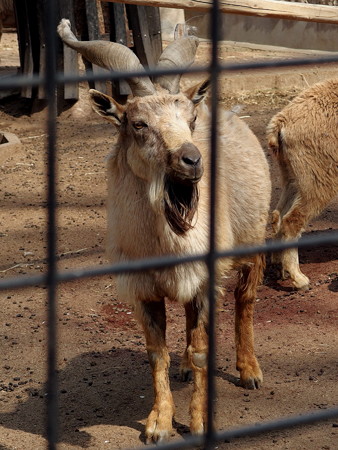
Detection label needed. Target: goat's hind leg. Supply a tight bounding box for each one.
[279,199,312,289]
[271,180,310,289]
[235,255,264,389]
[134,299,175,444]
[271,180,297,267]
[179,303,196,382]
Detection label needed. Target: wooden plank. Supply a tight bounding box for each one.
[109,3,128,45]
[144,5,162,59]
[12,0,25,71]
[86,0,102,40]
[58,0,79,100]
[85,0,108,93]
[101,0,338,25]
[24,0,41,99]
[126,5,162,67]
[127,5,154,67]
[62,46,79,100]
[14,0,33,98]
[36,0,46,99]
[109,3,131,96]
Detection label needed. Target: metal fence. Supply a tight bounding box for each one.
[0,1,337,449]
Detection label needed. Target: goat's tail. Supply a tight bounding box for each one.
[266,114,285,158]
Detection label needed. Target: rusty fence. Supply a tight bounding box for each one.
[0,1,338,449]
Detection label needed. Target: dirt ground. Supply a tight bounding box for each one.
[0,33,337,450]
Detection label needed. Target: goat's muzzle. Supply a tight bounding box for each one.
[169,142,204,183]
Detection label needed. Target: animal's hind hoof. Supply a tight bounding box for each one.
[179,354,193,381]
[292,274,310,290]
[180,367,193,382]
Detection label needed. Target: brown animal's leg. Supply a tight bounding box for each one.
[271,180,298,266]
[180,303,195,381]
[271,209,282,265]
[134,299,175,444]
[279,202,311,289]
[185,299,208,435]
[235,255,264,390]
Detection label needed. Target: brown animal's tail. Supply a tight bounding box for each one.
[266,114,285,158]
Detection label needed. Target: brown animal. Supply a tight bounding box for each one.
[267,79,338,290]
[58,18,271,443]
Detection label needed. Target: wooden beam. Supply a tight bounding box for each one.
[109,3,131,96]
[126,5,162,67]
[85,0,109,94]
[58,0,79,100]
[101,0,338,25]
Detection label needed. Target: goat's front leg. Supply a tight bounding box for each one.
[185,299,208,435]
[134,299,175,444]
[235,256,264,390]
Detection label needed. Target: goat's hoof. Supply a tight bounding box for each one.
[145,428,171,445]
[180,366,193,382]
[190,419,205,436]
[146,433,170,445]
[240,376,262,390]
[179,351,192,381]
[145,410,173,445]
[145,432,170,445]
[239,366,263,390]
[292,274,310,290]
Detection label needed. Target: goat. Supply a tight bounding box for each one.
[58,18,271,443]
[267,79,338,290]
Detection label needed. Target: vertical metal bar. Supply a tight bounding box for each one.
[44,0,58,448]
[206,0,220,447]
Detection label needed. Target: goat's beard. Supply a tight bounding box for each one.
[163,176,199,235]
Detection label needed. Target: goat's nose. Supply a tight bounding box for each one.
[182,154,201,167]
[171,142,203,181]
[180,143,202,168]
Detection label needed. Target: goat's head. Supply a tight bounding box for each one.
[89,80,209,234]
[57,19,209,234]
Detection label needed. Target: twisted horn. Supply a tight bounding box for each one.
[57,19,155,97]
[155,36,199,94]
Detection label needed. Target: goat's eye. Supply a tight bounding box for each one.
[132,121,147,130]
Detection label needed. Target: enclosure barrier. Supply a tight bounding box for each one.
[0,1,338,449]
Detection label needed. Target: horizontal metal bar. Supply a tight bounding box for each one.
[142,405,338,450]
[1,53,338,90]
[0,74,43,90]
[1,230,337,291]
[217,406,338,442]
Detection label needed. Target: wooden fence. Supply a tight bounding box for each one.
[11,0,338,102]
[13,0,162,101]
[102,0,338,24]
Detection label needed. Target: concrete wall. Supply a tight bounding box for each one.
[185,10,338,52]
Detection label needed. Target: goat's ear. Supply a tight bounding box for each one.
[184,79,210,105]
[89,89,125,126]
